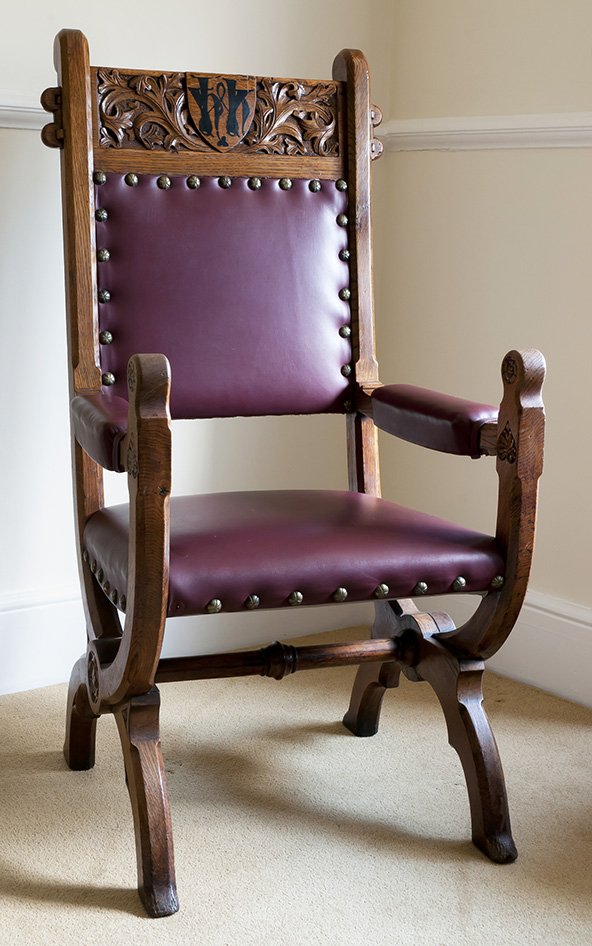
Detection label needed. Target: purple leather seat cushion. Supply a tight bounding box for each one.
[83,490,504,616]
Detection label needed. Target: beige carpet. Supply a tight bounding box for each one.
[0,628,590,945]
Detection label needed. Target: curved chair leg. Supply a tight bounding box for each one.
[114,687,179,918]
[64,655,98,771]
[416,641,517,864]
[343,660,401,736]
[343,599,414,736]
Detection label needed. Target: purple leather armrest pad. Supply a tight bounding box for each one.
[371,385,498,458]
[71,393,129,471]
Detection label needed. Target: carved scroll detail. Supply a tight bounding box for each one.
[242,79,338,156]
[496,422,517,464]
[501,355,518,385]
[127,435,139,479]
[87,650,100,704]
[98,70,192,151]
[96,69,339,156]
[127,360,136,392]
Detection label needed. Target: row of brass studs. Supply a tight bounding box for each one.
[96,178,113,379]
[335,185,352,380]
[94,199,114,382]
[95,177,116,384]
[94,171,349,193]
[82,550,126,611]
[98,234,113,376]
[81,548,505,614]
[412,575,504,596]
[205,576,504,613]
[206,582,390,613]
[338,240,351,410]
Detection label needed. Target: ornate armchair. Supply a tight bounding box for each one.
[41,30,545,918]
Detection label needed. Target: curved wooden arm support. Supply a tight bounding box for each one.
[438,349,546,659]
[89,353,172,710]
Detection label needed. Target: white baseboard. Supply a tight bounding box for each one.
[0,588,86,696]
[1,587,590,706]
[418,591,592,708]
[487,591,592,707]
[0,587,373,696]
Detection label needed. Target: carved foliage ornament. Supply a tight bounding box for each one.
[127,435,139,479]
[96,69,339,157]
[87,650,100,704]
[127,360,136,392]
[501,355,518,385]
[497,422,517,464]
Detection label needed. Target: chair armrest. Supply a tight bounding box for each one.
[71,393,129,471]
[96,353,172,707]
[368,385,499,458]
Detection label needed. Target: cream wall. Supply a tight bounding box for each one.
[389,0,592,117]
[373,147,592,604]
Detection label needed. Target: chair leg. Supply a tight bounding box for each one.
[417,645,517,864]
[344,602,516,863]
[64,655,98,771]
[342,599,412,736]
[114,687,179,918]
[342,660,401,736]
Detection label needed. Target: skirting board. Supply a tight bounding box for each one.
[0,589,374,696]
[0,588,590,705]
[427,591,592,708]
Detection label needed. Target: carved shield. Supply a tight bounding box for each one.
[186,73,256,151]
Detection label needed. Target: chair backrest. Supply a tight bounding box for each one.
[43,32,383,420]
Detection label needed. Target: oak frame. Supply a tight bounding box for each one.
[43,29,545,917]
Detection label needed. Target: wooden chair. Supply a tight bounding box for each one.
[41,29,545,917]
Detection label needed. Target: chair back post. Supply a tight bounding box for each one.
[52,30,121,641]
[333,49,381,495]
[54,29,101,396]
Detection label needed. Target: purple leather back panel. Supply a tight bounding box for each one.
[95,175,352,418]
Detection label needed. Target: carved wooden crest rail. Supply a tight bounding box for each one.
[94,68,341,156]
